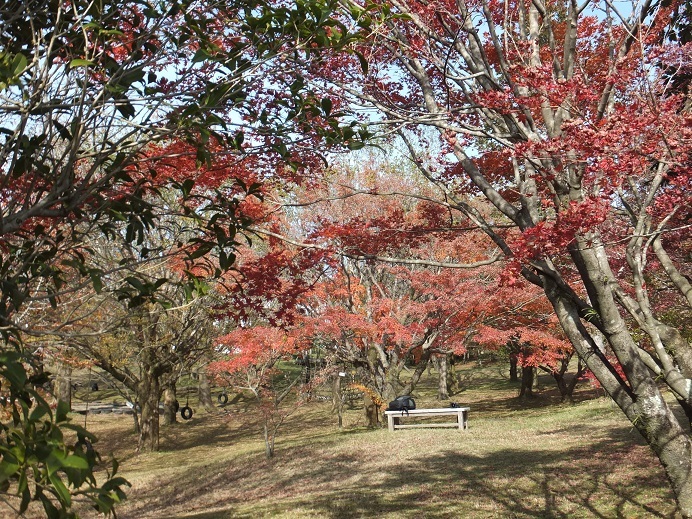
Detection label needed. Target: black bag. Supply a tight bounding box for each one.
[387,395,416,413]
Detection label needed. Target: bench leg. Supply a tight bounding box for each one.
[456,410,469,430]
[387,413,394,432]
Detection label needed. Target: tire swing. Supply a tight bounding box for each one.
[180,406,193,420]
[217,390,228,405]
[180,386,193,421]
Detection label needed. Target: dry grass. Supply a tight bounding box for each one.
[7,364,683,518]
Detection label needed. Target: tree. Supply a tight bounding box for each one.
[289,162,509,404]
[476,324,584,401]
[78,293,216,452]
[208,326,304,458]
[313,0,692,513]
[472,281,586,402]
[0,351,129,517]
[0,0,370,511]
[0,0,367,336]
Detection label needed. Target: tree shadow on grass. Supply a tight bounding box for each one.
[158,412,263,451]
[117,424,678,519]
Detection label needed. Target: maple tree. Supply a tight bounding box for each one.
[307,0,692,513]
[472,281,585,401]
[208,326,305,458]
[281,160,570,410]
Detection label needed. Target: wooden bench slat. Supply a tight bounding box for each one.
[385,407,469,415]
[385,407,470,431]
[394,423,461,428]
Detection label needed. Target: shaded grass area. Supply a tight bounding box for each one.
[13,363,682,518]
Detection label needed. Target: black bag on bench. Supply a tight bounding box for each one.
[387,395,416,414]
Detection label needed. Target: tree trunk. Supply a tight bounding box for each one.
[197,368,215,412]
[400,348,433,396]
[519,366,534,398]
[137,372,160,452]
[436,355,449,400]
[53,361,72,410]
[263,423,275,459]
[332,374,344,429]
[132,408,141,435]
[162,383,177,425]
[363,392,379,428]
[374,365,398,403]
[565,362,584,401]
[551,358,586,403]
[552,372,571,403]
[509,354,519,382]
[540,264,692,516]
[447,356,459,395]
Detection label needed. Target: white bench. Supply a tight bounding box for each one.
[385,407,470,431]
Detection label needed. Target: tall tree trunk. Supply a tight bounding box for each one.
[162,383,177,425]
[132,408,141,435]
[447,356,459,396]
[541,263,692,516]
[564,359,586,402]
[552,372,571,403]
[138,372,160,452]
[551,358,586,403]
[371,358,398,403]
[197,368,215,412]
[400,348,433,396]
[53,361,72,410]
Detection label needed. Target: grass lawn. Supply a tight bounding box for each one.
[7,363,682,518]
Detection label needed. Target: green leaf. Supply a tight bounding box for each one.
[115,97,136,118]
[181,178,195,197]
[11,53,27,76]
[90,271,103,294]
[61,455,89,470]
[321,97,332,117]
[1,359,27,387]
[55,400,70,423]
[192,48,211,63]
[68,59,94,69]
[124,277,145,292]
[48,472,71,507]
[61,423,97,442]
[354,50,369,75]
[52,120,72,140]
[188,241,214,260]
[29,402,49,422]
[39,494,60,519]
[0,458,20,483]
[19,481,30,514]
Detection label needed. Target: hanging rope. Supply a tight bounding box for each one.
[180,380,193,420]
